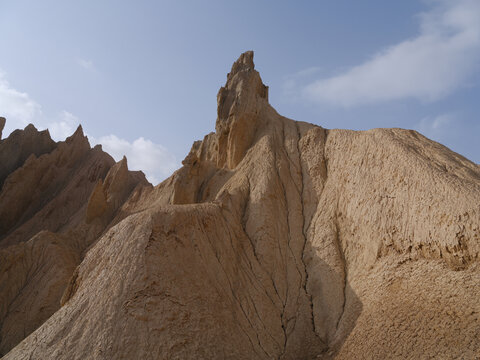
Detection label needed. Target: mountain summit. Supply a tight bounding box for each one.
[1,52,479,359]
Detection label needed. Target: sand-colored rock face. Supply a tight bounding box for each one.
[1,52,480,359]
[0,121,148,356]
[0,231,79,355]
[216,50,269,169]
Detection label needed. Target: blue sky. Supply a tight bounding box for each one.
[0,0,479,183]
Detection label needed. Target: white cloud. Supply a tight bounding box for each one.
[76,58,94,70]
[0,69,177,183]
[0,71,71,140]
[0,70,42,134]
[304,0,480,106]
[91,134,179,184]
[283,66,321,97]
[47,111,79,141]
[415,113,453,141]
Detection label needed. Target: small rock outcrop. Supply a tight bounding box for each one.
[1,52,479,359]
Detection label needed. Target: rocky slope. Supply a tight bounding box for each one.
[1,52,479,359]
[0,124,148,356]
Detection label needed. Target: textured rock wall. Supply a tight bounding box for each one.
[1,52,479,359]
[0,122,148,355]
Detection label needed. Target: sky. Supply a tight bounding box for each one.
[0,0,479,183]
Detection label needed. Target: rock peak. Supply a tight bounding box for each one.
[215,51,269,169]
[66,125,85,143]
[74,124,84,136]
[24,123,38,133]
[0,117,5,139]
[224,51,267,100]
[64,124,92,155]
[229,50,255,77]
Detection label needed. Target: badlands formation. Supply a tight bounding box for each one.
[0,52,479,359]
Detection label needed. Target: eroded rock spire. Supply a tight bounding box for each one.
[216,51,269,169]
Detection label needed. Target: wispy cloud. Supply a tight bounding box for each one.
[47,111,80,141]
[76,58,94,71]
[0,70,42,133]
[415,113,454,142]
[91,134,179,184]
[304,0,480,106]
[283,66,321,97]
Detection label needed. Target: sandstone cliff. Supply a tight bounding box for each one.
[1,52,479,359]
[0,123,148,355]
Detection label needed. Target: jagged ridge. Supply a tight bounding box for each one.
[0,123,148,355]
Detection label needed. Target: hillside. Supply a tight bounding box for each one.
[1,52,479,359]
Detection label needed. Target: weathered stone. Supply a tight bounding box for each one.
[0,124,147,356]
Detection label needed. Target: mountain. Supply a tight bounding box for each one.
[0,123,148,356]
[1,52,479,359]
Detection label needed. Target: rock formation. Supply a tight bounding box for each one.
[0,123,56,189]
[0,123,148,355]
[1,52,479,359]
[0,117,5,139]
